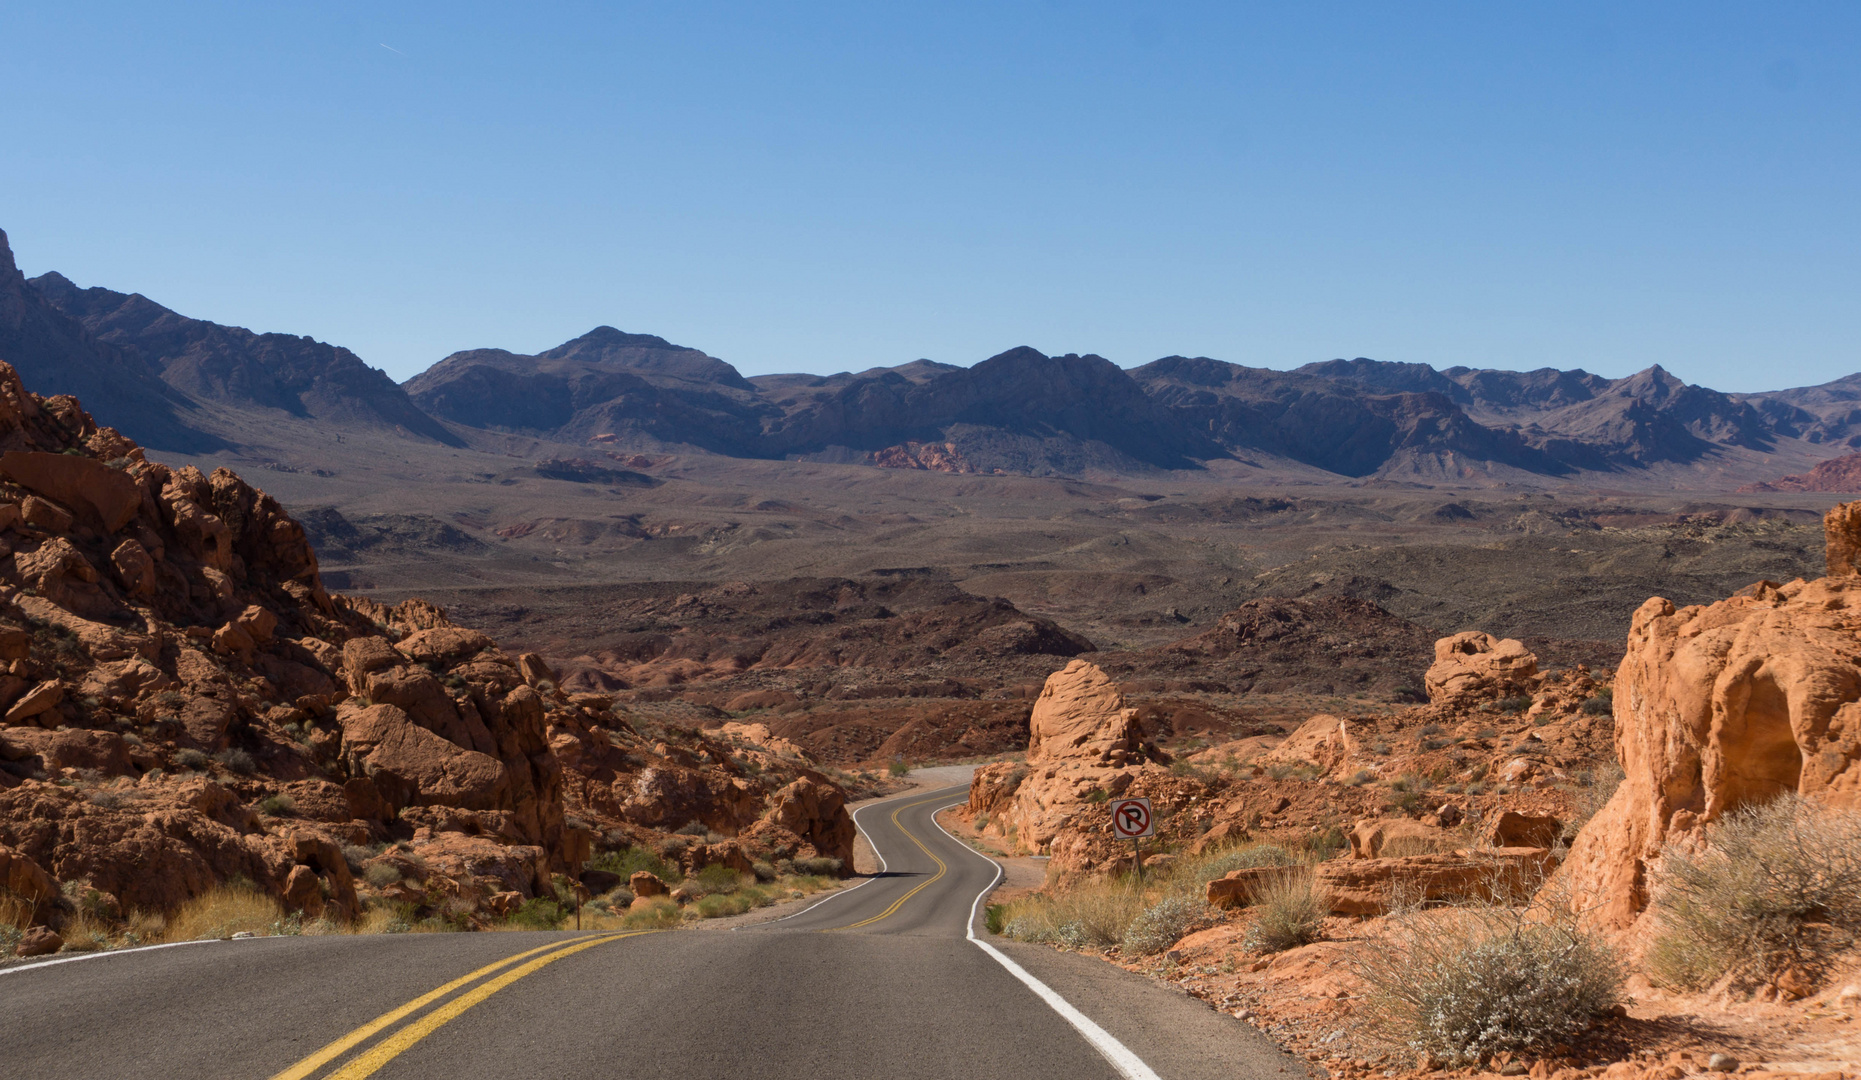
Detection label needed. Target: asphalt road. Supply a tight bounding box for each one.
[0,784,1302,1080]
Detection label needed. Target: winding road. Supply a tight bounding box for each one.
[0,784,1301,1079]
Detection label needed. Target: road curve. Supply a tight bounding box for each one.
[0,784,1302,1080]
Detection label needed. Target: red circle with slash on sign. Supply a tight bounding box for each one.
[1109,797,1155,839]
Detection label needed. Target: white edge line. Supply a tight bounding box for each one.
[930,801,1164,1080]
[0,938,218,977]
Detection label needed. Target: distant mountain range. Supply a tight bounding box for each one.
[2,225,1856,485]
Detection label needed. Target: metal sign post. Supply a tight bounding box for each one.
[1107,797,1156,884]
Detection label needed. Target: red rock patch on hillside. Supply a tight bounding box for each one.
[0,360,855,937]
[1738,451,1861,493]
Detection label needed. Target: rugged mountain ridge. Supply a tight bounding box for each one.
[30,272,461,447]
[9,225,1861,483]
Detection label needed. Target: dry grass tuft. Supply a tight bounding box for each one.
[1243,871,1327,954]
[162,886,287,942]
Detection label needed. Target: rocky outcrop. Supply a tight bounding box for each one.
[1424,632,1541,705]
[1738,450,1861,495]
[1561,503,1861,931]
[1317,847,1558,917]
[1825,501,1861,578]
[0,359,855,929]
[968,660,1183,873]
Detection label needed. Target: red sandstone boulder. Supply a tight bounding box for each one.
[1317,847,1557,916]
[1425,632,1541,705]
[15,926,61,957]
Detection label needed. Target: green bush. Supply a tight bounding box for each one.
[507,897,565,930]
[686,864,748,897]
[174,748,210,770]
[1580,688,1614,716]
[590,846,682,883]
[257,794,296,816]
[887,758,911,777]
[214,748,255,773]
[792,856,842,877]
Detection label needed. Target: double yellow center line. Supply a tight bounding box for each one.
[269,931,655,1080]
[823,795,950,932]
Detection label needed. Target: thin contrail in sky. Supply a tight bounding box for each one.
[379,43,407,56]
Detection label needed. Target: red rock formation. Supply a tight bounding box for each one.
[1561,500,1861,932]
[1424,632,1541,705]
[1737,450,1861,494]
[0,359,855,929]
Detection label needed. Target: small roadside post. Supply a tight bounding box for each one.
[1108,797,1156,884]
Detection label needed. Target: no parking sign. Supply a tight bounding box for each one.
[1108,797,1155,839]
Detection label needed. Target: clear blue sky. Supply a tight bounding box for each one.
[4,3,1858,391]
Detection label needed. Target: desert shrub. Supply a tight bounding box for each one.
[1379,834,1454,858]
[174,748,210,771]
[164,885,286,941]
[507,898,565,931]
[1300,825,1348,862]
[792,856,842,877]
[1372,743,1391,756]
[258,794,296,816]
[0,890,30,955]
[687,864,749,897]
[1190,843,1297,887]
[1493,696,1532,714]
[214,748,256,773]
[1244,872,1326,954]
[694,890,764,918]
[591,846,682,883]
[984,902,1008,935]
[1123,896,1217,955]
[887,758,911,777]
[341,844,373,874]
[1346,770,1374,786]
[1648,795,1861,991]
[674,820,711,837]
[1568,761,1625,834]
[363,863,403,888]
[1417,723,1444,737]
[1357,903,1622,1065]
[1000,885,1147,949]
[1420,738,1450,752]
[1580,688,1614,716]
[622,896,683,929]
[358,903,415,934]
[750,860,776,882]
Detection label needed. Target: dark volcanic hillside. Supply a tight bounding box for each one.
[403,327,776,456]
[30,272,461,447]
[8,223,1861,486]
[0,229,225,453]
